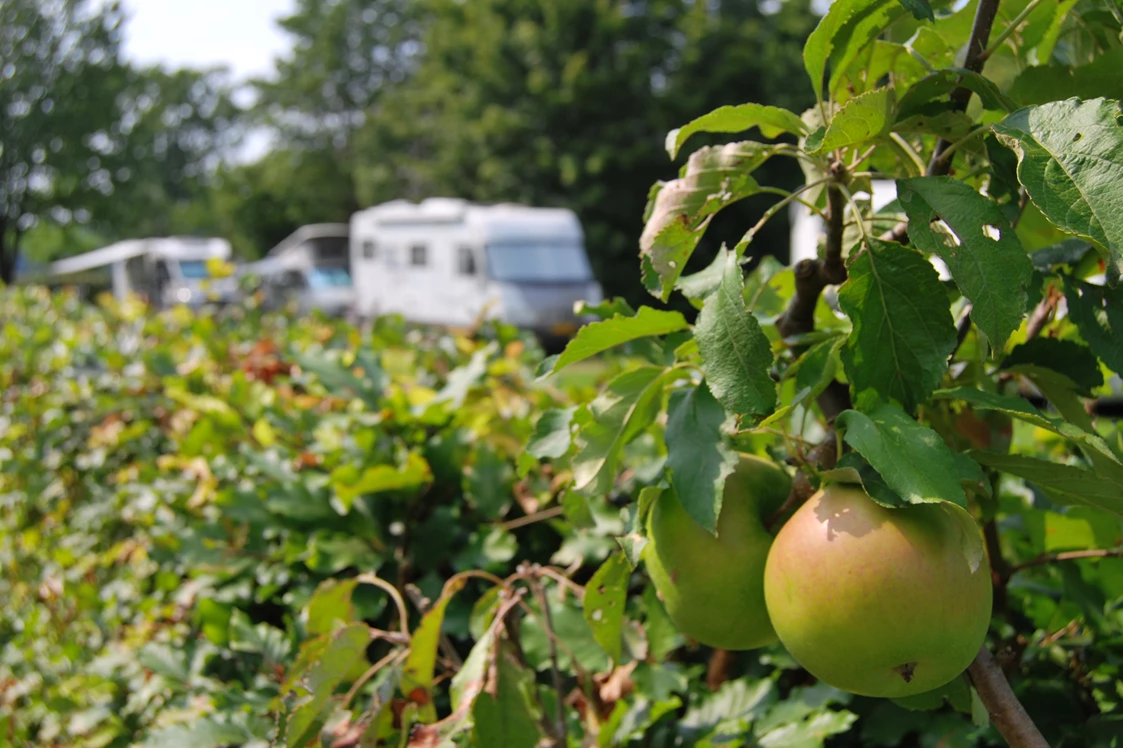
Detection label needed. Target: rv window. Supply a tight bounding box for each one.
[484,241,593,283]
[283,270,305,289]
[179,261,209,279]
[362,239,376,260]
[457,247,477,276]
[410,244,427,267]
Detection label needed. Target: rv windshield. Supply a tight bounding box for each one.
[484,242,593,283]
[307,266,352,289]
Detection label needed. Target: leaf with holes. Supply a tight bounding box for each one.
[583,552,631,663]
[837,239,957,412]
[1064,276,1123,375]
[695,252,776,421]
[894,0,934,21]
[640,142,782,299]
[664,383,738,535]
[810,87,894,153]
[552,308,690,372]
[666,103,807,159]
[897,176,1033,349]
[993,97,1123,275]
[837,404,967,507]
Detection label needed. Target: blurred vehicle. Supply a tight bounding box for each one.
[21,236,237,309]
[348,198,603,342]
[239,223,354,317]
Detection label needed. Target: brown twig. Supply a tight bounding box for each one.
[502,506,565,531]
[928,0,1003,175]
[1024,285,1061,340]
[528,572,567,745]
[967,647,1050,748]
[777,174,849,340]
[765,429,840,531]
[1009,547,1123,575]
[983,519,1011,619]
[705,649,735,692]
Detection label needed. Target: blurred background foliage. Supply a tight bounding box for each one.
[2,0,817,307]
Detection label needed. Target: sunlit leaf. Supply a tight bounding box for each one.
[583,552,631,663]
[666,103,808,159]
[837,239,957,412]
[641,142,782,299]
[553,307,689,372]
[695,252,776,421]
[898,176,1034,349]
[837,404,967,507]
[993,97,1123,274]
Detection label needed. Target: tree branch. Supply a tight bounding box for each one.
[777,174,848,340]
[927,0,1003,175]
[1008,547,1123,575]
[967,647,1050,748]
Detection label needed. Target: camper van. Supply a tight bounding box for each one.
[31,236,236,309]
[348,198,603,339]
[239,223,354,317]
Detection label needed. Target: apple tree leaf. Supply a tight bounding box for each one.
[640,142,781,299]
[1000,337,1104,395]
[582,552,631,664]
[304,578,359,638]
[552,307,690,372]
[1063,275,1123,375]
[572,367,687,496]
[894,0,934,21]
[664,382,738,535]
[897,176,1034,349]
[402,578,467,722]
[896,67,1016,118]
[992,97,1123,275]
[695,252,777,421]
[285,624,373,746]
[811,87,894,153]
[969,451,1123,518]
[618,485,662,569]
[837,239,957,412]
[837,404,967,507]
[526,408,575,460]
[804,0,909,100]
[666,103,808,159]
[472,650,543,748]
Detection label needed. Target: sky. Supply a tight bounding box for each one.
[120,0,295,82]
[119,0,296,161]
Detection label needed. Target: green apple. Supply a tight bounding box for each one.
[763,483,993,698]
[643,453,792,650]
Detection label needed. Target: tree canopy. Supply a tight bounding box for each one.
[3,0,817,303]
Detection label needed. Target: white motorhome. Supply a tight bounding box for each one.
[239,223,354,317]
[30,236,236,309]
[348,198,603,339]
